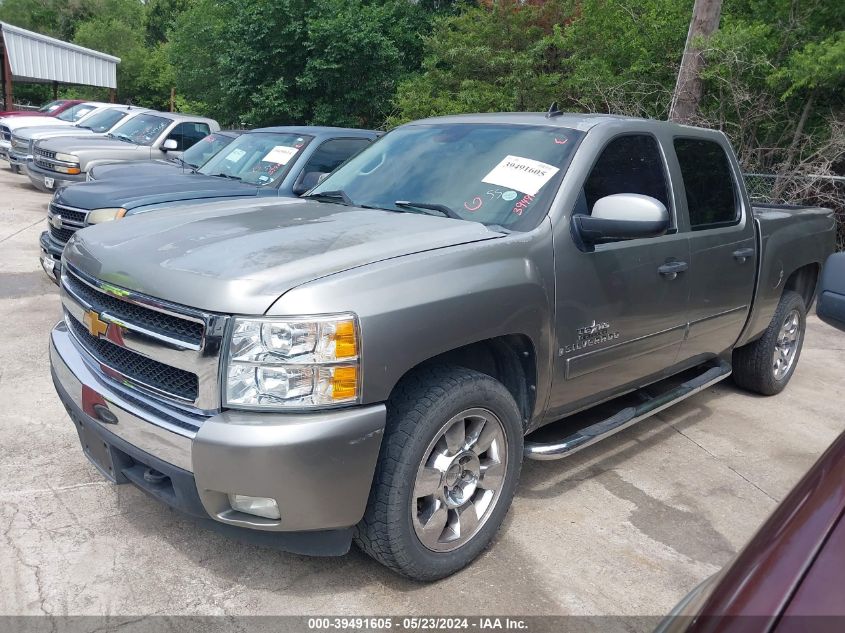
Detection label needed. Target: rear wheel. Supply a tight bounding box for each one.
[733,290,806,395]
[354,366,523,581]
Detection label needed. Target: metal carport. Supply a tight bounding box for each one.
[0,22,120,109]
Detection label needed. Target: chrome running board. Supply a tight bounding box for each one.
[524,360,732,461]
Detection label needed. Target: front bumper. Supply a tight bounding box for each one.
[50,322,386,553]
[39,230,63,284]
[8,148,30,170]
[26,159,85,192]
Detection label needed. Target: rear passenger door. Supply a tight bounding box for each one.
[549,133,691,416]
[673,137,756,361]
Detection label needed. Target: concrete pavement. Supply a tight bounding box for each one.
[0,166,843,623]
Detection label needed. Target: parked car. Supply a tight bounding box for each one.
[87,130,243,181]
[659,255,845,629]
[0,98,84,118]
[48,113,835,581]
[39,126,376,280]
[0,101,105,160]
[7,106,150,174]
[26,111,220,192]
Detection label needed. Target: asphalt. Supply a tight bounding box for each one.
[0,166,843,625]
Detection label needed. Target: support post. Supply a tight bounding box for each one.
[2,46,13,111]
[170,87,175,112]
[52,81,58,99]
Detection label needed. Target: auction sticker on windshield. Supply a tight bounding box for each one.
[224,148,246,162]
[262,145,299,165]
[482,155,559,196]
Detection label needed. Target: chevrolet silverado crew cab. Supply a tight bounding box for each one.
[39,126,376,281]
[7,106,149,174]
[27,111,220,191]
[49,113,835,581]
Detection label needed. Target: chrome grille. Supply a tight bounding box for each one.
[60,264,226,412]
[67,314,199,401]
[35,158,59,172]
[11,135,28,150]
[36,146,57,160]
[64,270,204,346]
[49,203,88,226]
[49,225,75,244]
[0,125,10,141]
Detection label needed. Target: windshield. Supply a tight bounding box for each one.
[182,132,237,168]
[38,100,63,113]
[57,104,95,122]
[79,108,129,133]
[109,113,170,146]
[310,123,585,230]
[197,132,311,185]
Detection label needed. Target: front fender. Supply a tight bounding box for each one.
[268,219,556,421]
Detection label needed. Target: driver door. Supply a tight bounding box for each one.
[547,133,690,417]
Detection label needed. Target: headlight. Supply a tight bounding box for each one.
[224,314,360,409]
[55,152,78,163]
[87,207,127,224]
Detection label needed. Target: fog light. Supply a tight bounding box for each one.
[227,494,281,520]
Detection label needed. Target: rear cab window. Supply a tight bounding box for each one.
[674,138,740,230]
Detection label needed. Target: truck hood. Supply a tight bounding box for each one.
[64,198,504,314]
[40,136,143,153]
[55,173,259,211]
[23,126,96,141]
[3,116,71,130]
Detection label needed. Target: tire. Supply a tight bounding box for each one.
[733,290,806,395]
[354,365,523,581]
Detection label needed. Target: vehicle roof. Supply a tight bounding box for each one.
[249,125,378,138]
[406,111,718,135]
[138,111,218,124]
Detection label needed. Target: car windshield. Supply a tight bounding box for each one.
[38,100,63,113]
[310,123,585,230]
[109,113,170,146]
[57,104,95,122]
[181,132,238,168]
[197,132,312,185]
[78,108,129,133]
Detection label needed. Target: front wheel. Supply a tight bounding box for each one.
[354,366,523,581]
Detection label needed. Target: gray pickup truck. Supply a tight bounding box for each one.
[49,113,835,581]
[26,111,220,191]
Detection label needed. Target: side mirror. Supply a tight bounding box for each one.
[293,171,329,196]
[817,253,845,331]
[572,194,670,243]
[162,138,178,151]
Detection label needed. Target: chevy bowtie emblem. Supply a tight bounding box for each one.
[83,310,109,338]
[51,214,62,229]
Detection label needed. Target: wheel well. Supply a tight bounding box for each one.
[397,335,538,428]
[784,263,820,309]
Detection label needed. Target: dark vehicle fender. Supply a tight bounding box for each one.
[268,220,557,428]
[736,206,836,348]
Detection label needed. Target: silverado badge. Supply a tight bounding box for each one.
[560,320,621,355]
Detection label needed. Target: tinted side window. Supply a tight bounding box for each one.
[303,138,372,175]
[169,122,211,151]
[583,134,669,214]
[674,138,738,229]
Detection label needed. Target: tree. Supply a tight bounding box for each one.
[669,0,722,123]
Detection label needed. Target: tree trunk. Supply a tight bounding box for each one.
[669,0,722,123]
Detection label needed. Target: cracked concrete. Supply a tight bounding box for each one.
[0,167,843,622]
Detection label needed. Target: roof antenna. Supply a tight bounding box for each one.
[546,101,563,118]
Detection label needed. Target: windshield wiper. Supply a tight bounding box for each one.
[394,200,463,220]
[212,172,242,181]
[112,133,135,144]
[303,190,355,206]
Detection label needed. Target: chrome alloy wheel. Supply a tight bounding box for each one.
[411,408,508,553]
[773,308,802,380]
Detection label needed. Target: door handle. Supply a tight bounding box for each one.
[658,260,688,280]
[733,247,755,263]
